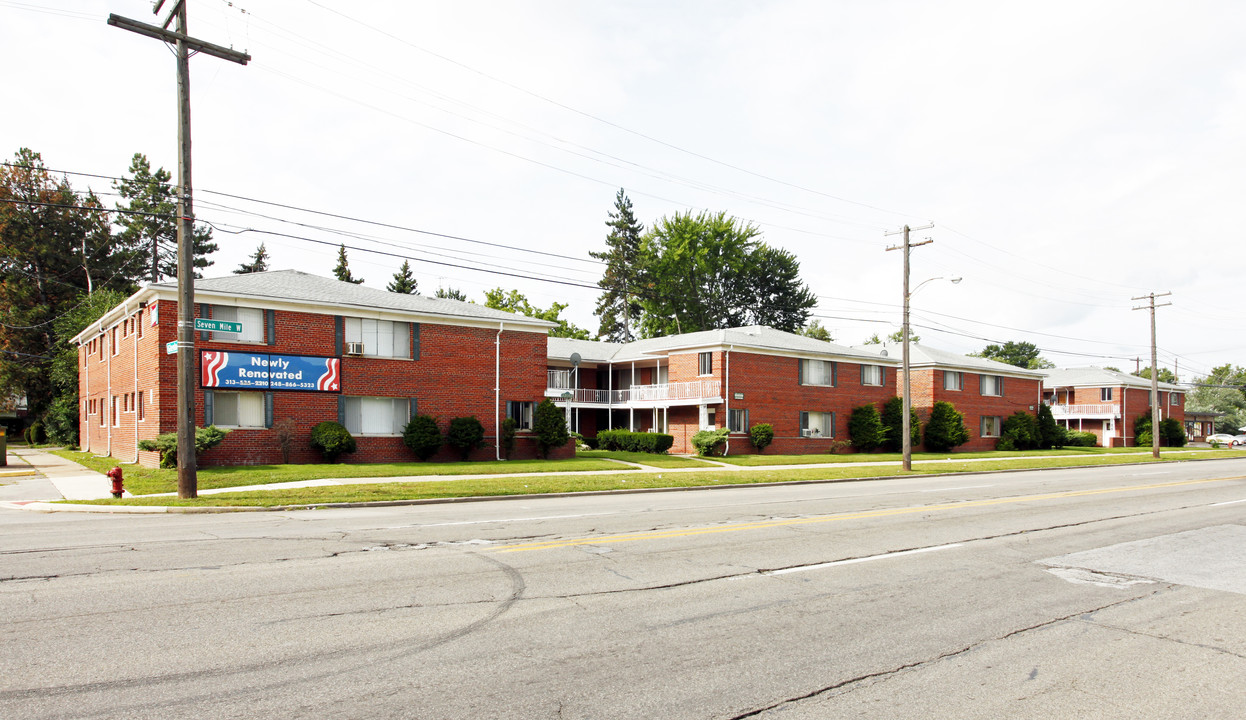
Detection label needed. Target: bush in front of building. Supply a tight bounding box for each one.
[750,423,774,453]
[1133,410,1188,448]
[498,417,518,459]
[310,421,356,463]
[534,398,570,459]
[1064,431,1098,447]
[138,425,231,468]
[595,429,674,454]
[403,414,444,461]
[879,397,920,453]
[1036,403,1066,449]
[923,401,970,452]
[848,403,886,452]
[998,411,1039,451]
[447,416,486,460]
[23,420,46,445]
[692,428,730,456]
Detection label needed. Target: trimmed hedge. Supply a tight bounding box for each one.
[1065,431,1099,447]
[595,429,674,454]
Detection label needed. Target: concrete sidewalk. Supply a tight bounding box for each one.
[0,448,124,505]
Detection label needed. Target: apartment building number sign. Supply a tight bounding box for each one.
[201,351,341,392]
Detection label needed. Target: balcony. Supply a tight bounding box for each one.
[546,378,722,407]
[1050,403,1119,420]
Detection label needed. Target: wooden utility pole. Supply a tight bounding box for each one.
[109,1,249,499]
[886,223,934,471]
[1132,292,1171,459]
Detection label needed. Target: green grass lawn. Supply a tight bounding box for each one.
[575,450,719,468]
[704,446,1226,466]
[66,449,1239,508]
[50,450,631,496]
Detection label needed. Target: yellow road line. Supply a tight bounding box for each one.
[496,475,1246,553]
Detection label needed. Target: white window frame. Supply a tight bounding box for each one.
[345,317,410,359]
[343,396,409,436]
[981,375,1003,397]
[801,359,837,387]
[944,371,963,391]
[699,404,717,431]
[728,408,749,433]
[1100,387,1113,402]
[981,415,1003,437]
[800,411,834,438]
[698,351,713,376]
[212,391,266,428]
[211,306,265,343]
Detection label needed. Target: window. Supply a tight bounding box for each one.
[210,306,265,343]
[944,371,963,391]
[137,309,143,338]
[980,375,1003,397]
[111,328,119,355]
[345,318,410,358]
[728,408,749,433]
[212,391,266,428]
[981,415,1003,437]
[861,365,884,386]
[1171,393,1180,406]
[1100,387,1113,402]
[699,405,717,431]
[111,396,119,426]
[137,391,144,421]
[801,359,837,387]
[800,411,834,438]
[343,396,409,435]
[698,352,713,376]
[507,401,535,431]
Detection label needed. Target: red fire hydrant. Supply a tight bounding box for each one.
[106,467,125,499]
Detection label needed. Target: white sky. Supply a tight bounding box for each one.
[4,0,1245,380]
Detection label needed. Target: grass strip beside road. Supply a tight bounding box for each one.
[50,450,631,496]
[707,446,1191,466]
[575,450,719,468]
[67,451,1225,508]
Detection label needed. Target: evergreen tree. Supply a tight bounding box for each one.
[924,401,971,452]
[233,242,269,274]
[1036,403,1065,449]
[435,286,468,301]
[879,396,921,452]
[533,398,570,458]
[848,404,886,452]
[591,189,644,342]
[387,260,419,294]
[114,153,216,280]
[333,243,364,284]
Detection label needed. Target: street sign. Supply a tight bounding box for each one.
[165,340,178,355]
[194,318,242,333]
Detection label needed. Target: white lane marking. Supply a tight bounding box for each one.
[919,484,994,493]
[763,543,963,576]
[388,512,616,529]
[1211,499,1246,507]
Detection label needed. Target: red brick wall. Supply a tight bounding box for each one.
[80,301,565,467]
[926,371,1042,451]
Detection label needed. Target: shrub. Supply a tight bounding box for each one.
[1036,403,1065,449]
[750,423,774,453]
[495,417,518,459]
[43,396,79,446]
[1065,431,1099,447]
[446,416,486,460]
[582,435,600,450]
[848,404,886,452]
[1000,411,1039,451]
[996,437,1016,451]
[923,401,971,452]
[138,425,231,468]
[596,429,674,453]
[1159,418,1187,447]
[271,418,298,464]
[24,421,45,445]
[403,414,444,461]
[1136,430,1153,447]
[692,428,730,456]
[879,397,920,452]
[310,421,356,463]
[534,398,570,459]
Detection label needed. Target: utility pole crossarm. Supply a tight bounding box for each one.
[107,14,250,65]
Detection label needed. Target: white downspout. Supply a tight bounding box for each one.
[724,347,732,455]
[495,322,504,461]
[131,302,140,463]
[629,361,635,431]
[105,318,112,457]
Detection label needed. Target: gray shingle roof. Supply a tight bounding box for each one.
[155,270,553,327]
[548,325,895,364]
[852,342,1046,378]
[1042,366,1183,392]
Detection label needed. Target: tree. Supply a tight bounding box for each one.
[923,401,971,452]
[483,288,591,339]
[234,242,269,274]
[591,189,644,342]
[635,211,816,337]
[848,404,886,452]
[971,341,1054,369]
[44,288,128,445]
[446,416,485,460]
[387,260,419,294]
[0,150,134,425]
[801,320,833,342]
[1036,403,1065,449]
[435,286,468,301]
[333,244,364,284]
[1134,366,1178,384]
[864,330,918,344]
[1187,364,1246,434]
[402,414,443,460]
[879,396,920,452]
[999,411,1039,450]
[533,398,570,458]
[115,152,216,280]
[749,423,774,453]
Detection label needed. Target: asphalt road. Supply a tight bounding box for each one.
[2,460,1245,719]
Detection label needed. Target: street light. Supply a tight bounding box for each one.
[901,275,961,471]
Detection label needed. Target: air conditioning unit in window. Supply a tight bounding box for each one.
[345,342,365,356]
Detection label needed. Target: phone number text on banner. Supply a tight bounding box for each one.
[201,351,341,392]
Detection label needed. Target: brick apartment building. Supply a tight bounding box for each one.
[547,326,902,454]
[864,342,1046,451]
[73,270,563,467]
[1042,367,1186,447]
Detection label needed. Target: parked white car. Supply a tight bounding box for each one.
[1207,433,1238,446]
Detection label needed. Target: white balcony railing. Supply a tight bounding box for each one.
[1050,403,1119,418]
[547,369,573,390]
[547,378,722,406]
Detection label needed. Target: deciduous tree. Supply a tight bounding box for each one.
[971,341,1054,369]
[484,288,590,339]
